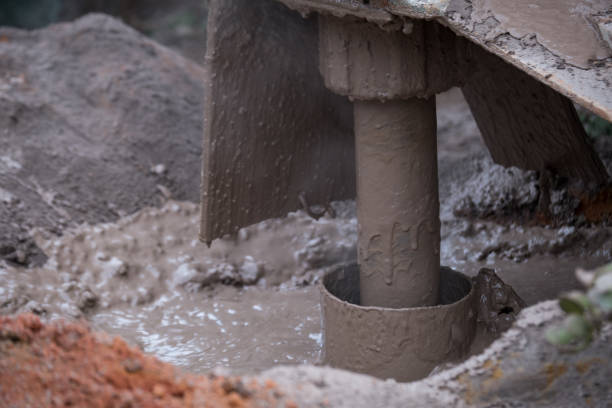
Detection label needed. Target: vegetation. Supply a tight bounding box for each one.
[547,262,612,350]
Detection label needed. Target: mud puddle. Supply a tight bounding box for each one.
[91,285,321,374]
[441,219,612,305]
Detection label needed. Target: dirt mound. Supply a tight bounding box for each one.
[0,14,205,266]
[0,313,290,407]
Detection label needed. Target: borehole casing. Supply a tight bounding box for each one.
[320,265,477,382]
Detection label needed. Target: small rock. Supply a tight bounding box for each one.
[122,358,143,373]
[150,164,166,175]
[77,288,99,312]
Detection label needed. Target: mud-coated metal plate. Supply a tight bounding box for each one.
[201,0,355,244]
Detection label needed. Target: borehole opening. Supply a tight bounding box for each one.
[323,264,472,308]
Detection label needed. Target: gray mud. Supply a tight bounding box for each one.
[0,199,354,372]
[91,286,321,374]
[1,15,611,383]
[2,85,612,375]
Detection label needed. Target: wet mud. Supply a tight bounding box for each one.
[2,87,612,377]
[0,200,355,373]
[1,12,611,381]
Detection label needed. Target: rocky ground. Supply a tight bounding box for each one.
[0,8,611,408]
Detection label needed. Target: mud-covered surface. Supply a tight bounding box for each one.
[1,199,354,373]
[0,14,205,267]
[3,304,610,407]
[0,12,612,405]
[445,0,612,121]
[0,313,292,408]
[2,84,611,376]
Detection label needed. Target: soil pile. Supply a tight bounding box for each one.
[0,313,291,407]
[0,14,205,266]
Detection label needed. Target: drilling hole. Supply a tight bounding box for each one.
[498,306,514,315]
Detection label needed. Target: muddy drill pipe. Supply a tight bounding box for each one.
[319,16,440,308]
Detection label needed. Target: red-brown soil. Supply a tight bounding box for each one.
[0,314,292,407]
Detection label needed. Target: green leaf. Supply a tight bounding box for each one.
[546,315,594,350]
[559,292,591,315]
[546,325,576,346]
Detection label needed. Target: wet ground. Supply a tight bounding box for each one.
[1,12,612,380]
[0,199,356,374]
[2,88,611,376]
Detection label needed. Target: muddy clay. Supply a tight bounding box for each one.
[261,300,612,407]
[2,187,609,375]
[0,199,357,372]
[2,305,610,407]
[1,13,611,405]
[473,0,611,69]
[0,314,293,408]
[2,82,611,377]
[439,155,612,305]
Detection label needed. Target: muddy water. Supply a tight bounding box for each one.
[0,200,356,373]
[91,286,321,374]
[441,219,612,305]
[2,193,611,374]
